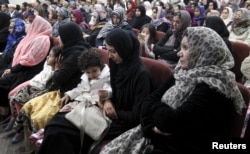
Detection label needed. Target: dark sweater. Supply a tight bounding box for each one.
[141,75,235,153]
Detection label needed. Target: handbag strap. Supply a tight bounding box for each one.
[79,102,86,154]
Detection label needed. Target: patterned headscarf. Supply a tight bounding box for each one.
[97,7,128,39]
[231,8,250,36]
[161,27,245,114]
[3,18,26,54]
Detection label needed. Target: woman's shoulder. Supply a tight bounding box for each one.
[194,83,231,101]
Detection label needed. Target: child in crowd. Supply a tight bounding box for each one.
[138,23,157,59]
[30,49,112,148]
[6,46,62,143]
[59,49,112,111]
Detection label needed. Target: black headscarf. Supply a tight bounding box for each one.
[0,12,11,51]
[205,16,230,38]
[205,16,232,54]
[58,22,90,56]
[128,5,151,30]
[105,29,143,90]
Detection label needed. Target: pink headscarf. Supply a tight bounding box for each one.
[12,15,52,67]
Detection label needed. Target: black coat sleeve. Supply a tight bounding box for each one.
[142,82,233,138]
[116,70,153,126]
[47,50,81,91]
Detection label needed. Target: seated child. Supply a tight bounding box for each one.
[30,49,112,147]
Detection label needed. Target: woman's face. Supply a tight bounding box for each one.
[106,44,123,64]
[208,2,214,10]
[172,15,181,30]
[8,21,15,33]
[135,8,141,17]
[178,36,189,70]
[127,2,132,9]
[173,6,179,13]
[235,10,242,19]
[71,14,76,22]
[194,8,200,17]
[221,8,229,19]
[152,9,157,19]
[112,14,121,25]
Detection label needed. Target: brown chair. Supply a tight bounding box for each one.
[229,83,250,137]
[155,31,165,42]
[93,47,173,90]
[231,41,250,82]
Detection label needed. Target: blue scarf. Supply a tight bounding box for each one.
[3,18,26,55]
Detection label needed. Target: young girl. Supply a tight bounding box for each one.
[5,46,62,143]
[138,23,157,59]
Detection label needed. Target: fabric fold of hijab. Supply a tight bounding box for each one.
[58,22,90,56]
[105,29,143,90]
[161,27,245,114]
[232,8,250,36]
[205,16,229,38]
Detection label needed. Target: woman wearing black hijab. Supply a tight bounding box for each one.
[38,29,152,154]
[47,22,90,94]
[128,5,152,30]
[204,16,232,53]
[0,12,11,52]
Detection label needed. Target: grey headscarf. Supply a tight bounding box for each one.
[52,7,70,37]
[161,27,245,114]
[97,7,128,39]
[231,8,250,36]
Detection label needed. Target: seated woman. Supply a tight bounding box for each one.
[96,7,132,48]
[70,9,89,32]
[229,8,250,45]
[38,29,153,154]
[193,5,206,26]
[126,0,136,23]
[128,5,151,30]
[151,6,171,32]
[83,10,107,47]
[0,18,26,75]
[141,27,245,153]
[101,27,246,153]
[0,15,52,124]
[204,16,232,54]
[52,7,70,37]
[220,7,233,31]
[153,10,191,68]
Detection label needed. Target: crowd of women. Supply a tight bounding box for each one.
[0,0,250,153]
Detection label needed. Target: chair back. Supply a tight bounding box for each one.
[231,41,250,82]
